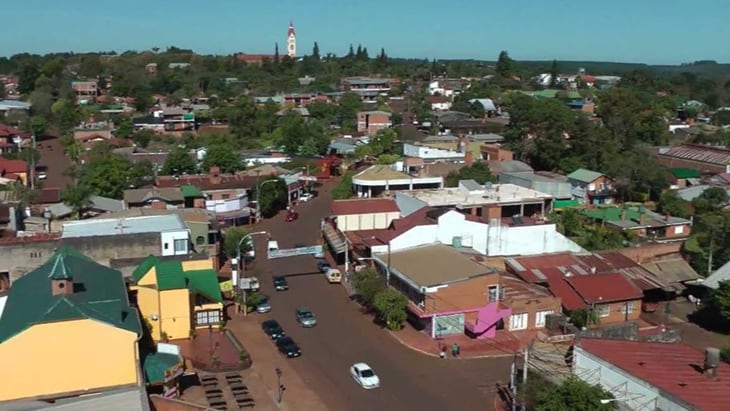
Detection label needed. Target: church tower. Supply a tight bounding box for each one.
[287,21,296,58]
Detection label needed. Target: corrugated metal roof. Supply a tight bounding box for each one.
[62,214,187,238]
[566,168,603,183]
[659,144,730,166]
[0,387,150,411]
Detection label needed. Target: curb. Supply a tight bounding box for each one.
[386,330,515,359]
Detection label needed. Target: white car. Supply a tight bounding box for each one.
[350,363,380,389]
[299,193,314,202]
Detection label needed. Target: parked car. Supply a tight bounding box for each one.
[261,319,285,340]
[350,363,380,389]
[273,276,289,291]
[256,296,271,313]
[318,261,331,273]
[296,307,317,327]
[299,193,314,202]
[276,336,301,358]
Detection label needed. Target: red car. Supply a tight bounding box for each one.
[285,211,299,222]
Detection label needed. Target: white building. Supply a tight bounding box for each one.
[574,339,729,411]
[402,143,465,163]
[330,198,401,232]
[61,214,190,257]
[368,209,582,257]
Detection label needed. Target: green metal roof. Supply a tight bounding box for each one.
[553,199,582,209]
[132,255,159,282]
[582,206,641,223]
[143,352,182,384]
[567,168,604,183]
[180,184,203,198]
[155,261,188,290]
[668,168,701,179]
[133,258,222,303]
[0,247,142,343]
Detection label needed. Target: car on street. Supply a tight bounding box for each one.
[317,260,331,273]
[299,192,314,202]
[295,307,317,327]
[276,336,301,358]
[261,319,285,340]
[285,211,299,222]
[255,296,271,313]
[273,276,289,291]
[350,363,380,389]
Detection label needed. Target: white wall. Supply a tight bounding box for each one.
[206,195,249,213]
[338,212,399,232]
[160,230,190,256]
[573,346,681,411]
[382,210,582,257]
[402,143,464,161]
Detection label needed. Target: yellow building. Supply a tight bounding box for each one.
[0,247,143,402]
[131,256,224,342]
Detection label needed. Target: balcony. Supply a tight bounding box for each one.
[587,185,617,197]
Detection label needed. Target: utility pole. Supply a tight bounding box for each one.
[521,348,529,411]
[510,351,517,411]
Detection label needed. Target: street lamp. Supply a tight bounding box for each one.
[234,230,267,316]
[275,367,283,404]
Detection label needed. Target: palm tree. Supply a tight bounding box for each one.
[62,184,92,220]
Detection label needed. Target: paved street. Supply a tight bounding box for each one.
[245,180,512,411]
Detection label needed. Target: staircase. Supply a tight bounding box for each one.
[322,222,348,254]
[464,302,512,339]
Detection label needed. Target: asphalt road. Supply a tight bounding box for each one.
[250,181,511,411]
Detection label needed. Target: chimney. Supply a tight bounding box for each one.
[705,347,721,378]
[465,151,474,165]
[209,166,221,185]
[51,278,73,296]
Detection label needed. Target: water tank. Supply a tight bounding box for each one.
[452,236,462,248]
[705,347,721,370]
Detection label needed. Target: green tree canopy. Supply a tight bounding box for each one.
[201,143,241,173]
[373,289,408,330]
[351,268,386,307]
[536,376,616,411]
[446,162,495,187]
[162,146,197,175]
[257,178,288,218]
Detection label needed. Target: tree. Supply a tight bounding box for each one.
[496,51,517,78]
[114,117,134,138]
[61,184,93,219]
[201,143,241,173]
[257,178,288,218]
[536,376,616,411]
[373,289,408,330]
[274,43,280,64]
[29,116,47,136]
[351,268,386,307]
[77,153,140,199]
[223,227,249,259]
[312,42,320,60]
[133,129,154,148]
[549,60,559,88]
[445,162,495,186]
[332,172,354,200]
[658,190,692,219]
[51,98,79,136]
[162,146,197,175]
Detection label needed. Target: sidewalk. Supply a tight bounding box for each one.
[225,312,330,411]
[390,323,524,359]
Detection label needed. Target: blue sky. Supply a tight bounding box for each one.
[2,0,728,64]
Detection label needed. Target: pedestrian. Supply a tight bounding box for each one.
[440,348,446,359]
[452,343,460,358]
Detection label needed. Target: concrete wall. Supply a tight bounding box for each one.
[337,212,399,232]
[0,232,162,282]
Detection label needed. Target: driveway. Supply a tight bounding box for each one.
[246,181,511,411]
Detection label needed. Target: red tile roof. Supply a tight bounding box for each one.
[565,273,643,304]
[0,158,27,174]
[578,339,730,411]
[0,124,29,139]
[330,198,400,216]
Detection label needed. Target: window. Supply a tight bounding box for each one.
[174,238,188,253]
[488,285,500,302]
[597,304,611,317]
[221,194,230,200]
[195,310,221,326]
[674,225,684,235]
[164,243,169,250]
[196,236,206,246]
[509,313,528,330]
[535,310,555,328]
[621,301,635,314]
